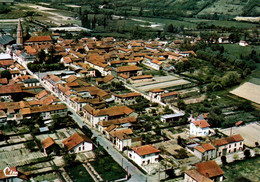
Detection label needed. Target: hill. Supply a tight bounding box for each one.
[47,0,260,17]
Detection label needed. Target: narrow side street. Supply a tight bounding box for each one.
[24,67,158,181]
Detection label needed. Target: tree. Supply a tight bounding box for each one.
[221,156,227,165]
[139,8,143,16]
[37,49,46,64]
[24,141,37,151]
[167,24,174,33]
[177,99,186,110]
[63,154,76,166]
[164,105,172,114]
[0,70,11,80]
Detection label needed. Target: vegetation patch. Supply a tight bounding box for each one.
[65,163,94,182]
[223,156,260,182]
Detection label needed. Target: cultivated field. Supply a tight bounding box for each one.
[198,0,246,16]
[220,122,260,147]
[230,82,260,104]
[132,75,191,92]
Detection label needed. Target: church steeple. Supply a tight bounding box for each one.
[17,18,23,45]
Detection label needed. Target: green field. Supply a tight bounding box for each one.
[135,17,197,29]
[91,156,126,181]
[223,44,260,58]
[185,18,258,28]
[65,163,94,182]
[223,156,260,182]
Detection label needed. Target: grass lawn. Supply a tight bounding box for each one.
[65,163,94,182]
[223,156,260,182]
[223,44,260,58]
[134,16,197,29]
[185,18,258,28]
[91,156,126,181]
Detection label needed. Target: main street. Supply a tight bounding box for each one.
[24,67,160,181]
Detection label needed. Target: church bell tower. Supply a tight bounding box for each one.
[17,18,23,45]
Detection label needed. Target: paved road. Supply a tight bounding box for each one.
[124,83,183,114]
[24,68,156,181]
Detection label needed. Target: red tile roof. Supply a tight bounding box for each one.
[41,137,55,149]
[114,92,141,98]
[131,75,153,80]
[103,75,114,83]
[193,120,210,128]
[0,78,8,84]
[26,36,52,42]
[185,170,213,182]
[132,145,160,156]
[196,160,224,178]
[212,134,244,147]
[35,90,50,100]
[161,91,178,98]
[110,128,133,140]
[149,88,164,93]
[99,116,137,127]
[117,65,142,73]
[63,132,92,151]
[0,84,22,94]
[235,121,243,126]
[195,143,215,153]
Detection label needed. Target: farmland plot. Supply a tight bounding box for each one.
[230,82,260,104]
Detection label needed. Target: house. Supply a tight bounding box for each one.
[22,78,40,87]
[190,120,210,137]
[239,40,248,46]
[114,92,141,104]
[0,110,7,125]
[160,113,184,123]
[184,169,212,182]
[196,160,224,181]
[83,104,136,127]
[185,160,224,182]
[109,128,133,151]
[24,36,52,46]
[98,116,137,134]
[96,74,115,85]
[148,88,164,101]
[117,65,142,77]
[129,75,153,83]
[212,134,244,157]
[160,91,178,102]
[0,166,28,182]
[20,104,67,120]
[179,51,197,57]
[194,143,216,161]
[41,137,58,155]
[142,59,162,71]
[218,36,229,44]
[62,132,93,153]
[128,145,160,167]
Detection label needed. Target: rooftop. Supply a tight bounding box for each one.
[132,145,160,156]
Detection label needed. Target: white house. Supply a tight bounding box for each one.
[128,145,160,167]
[239,40,248,46]
[109,128,133,151]
[63,132,93,153]
[83,104,135,127]
[185,160,224,182]
[194,143,216,161]
[212,134,244,157]
[190,120,210,137]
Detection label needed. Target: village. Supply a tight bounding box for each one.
[0,15,259,182]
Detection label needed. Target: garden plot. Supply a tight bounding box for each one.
[137,79,190,91]
[132,75,179,87]
[0,149,46,169]
[230,82,260,104]
[220,122,260,147]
